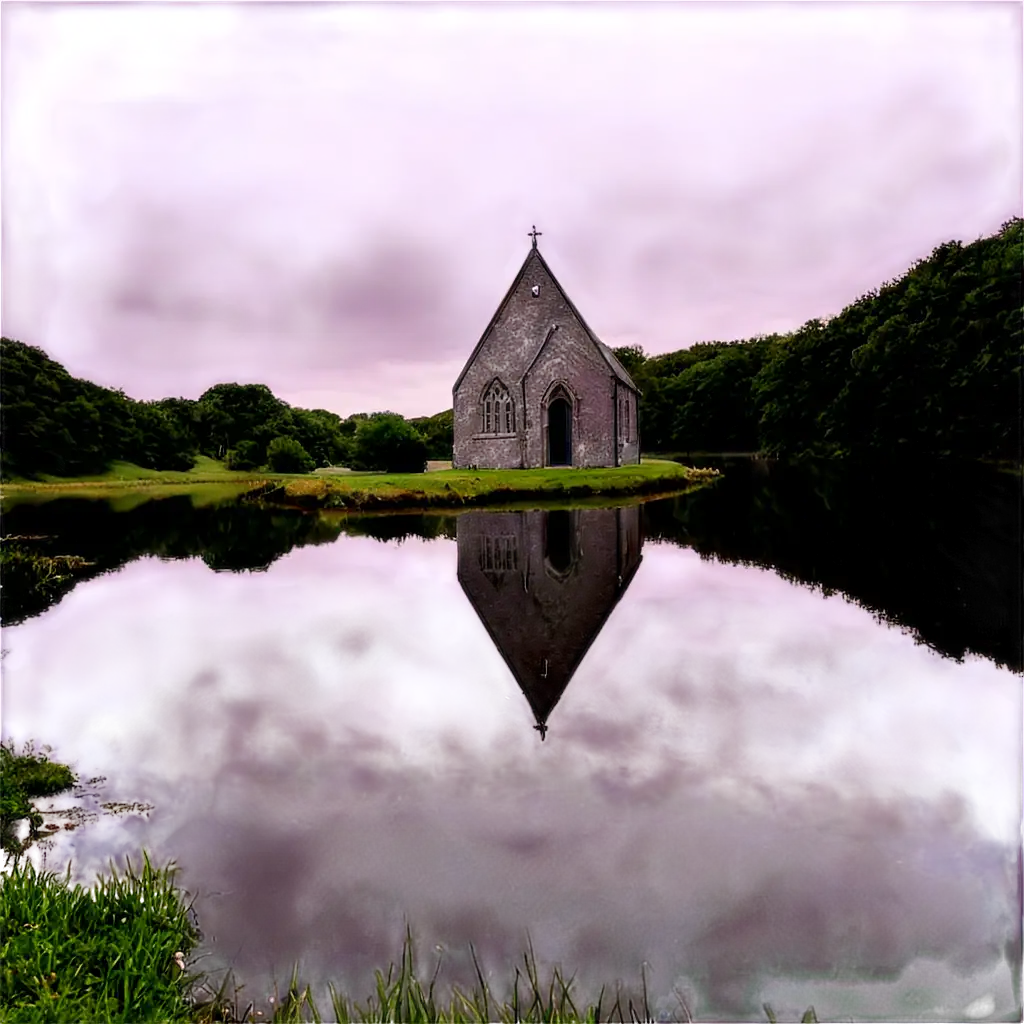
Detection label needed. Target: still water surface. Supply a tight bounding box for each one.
[2,460,1021,1021]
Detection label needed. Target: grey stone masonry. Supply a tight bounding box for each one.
[453,243,640,469]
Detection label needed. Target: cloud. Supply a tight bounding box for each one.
[2,3,1020,413]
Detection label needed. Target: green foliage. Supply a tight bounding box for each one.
[1,497,353,625]
[266,436,316,474]
[352,414,429,474]
[0,743,77,857]
[0,855,198,1023]
[0,348,361,482]
[610,344,647,378]
[0,737,152,872]
[635,218,1022,460]
[8,218,1014,480]
[192,929,652,1023]
[0,340,196,480]
[226,439,262,471]
[0,540,93,631]
[409,409,454,461]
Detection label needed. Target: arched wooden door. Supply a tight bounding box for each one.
[547,397,572,466]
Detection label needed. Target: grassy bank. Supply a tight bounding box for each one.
[2,859,613,1023]
[1,459,717,513]
[250,461,717,512]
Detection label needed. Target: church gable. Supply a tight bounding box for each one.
[454,247,577,396]
[452,233,640,470]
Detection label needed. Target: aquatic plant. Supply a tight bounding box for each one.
[0,741,77,857]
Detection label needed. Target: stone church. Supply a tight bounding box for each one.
[453,230,640,469]
[457,505,643,739]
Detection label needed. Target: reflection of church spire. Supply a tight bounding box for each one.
[457,506,643,739]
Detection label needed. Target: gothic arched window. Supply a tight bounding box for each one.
[479,534,518,575]
[481,379,514,434]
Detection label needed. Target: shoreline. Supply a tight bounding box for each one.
[1,460,719,512]
[251,461,718,512]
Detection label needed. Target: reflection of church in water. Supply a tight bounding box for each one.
[457,506,643,739]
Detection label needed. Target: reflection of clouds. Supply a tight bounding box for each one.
[4,536,1019,839]
[4,534,1021,1018]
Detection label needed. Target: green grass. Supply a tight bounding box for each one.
[263,460,717,513]
[1,459,718,513]
[0,856,199,1023]
[0,458,270,508]
[0,458,276,501]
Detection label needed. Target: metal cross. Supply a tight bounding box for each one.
[528,225,543,248]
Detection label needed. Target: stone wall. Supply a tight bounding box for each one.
[453,248,640,470]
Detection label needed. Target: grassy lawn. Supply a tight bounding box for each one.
[1,459,717,512]
[259,459,717,511]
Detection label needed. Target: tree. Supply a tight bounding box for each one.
[226,439,262,470]
[0,338,198,479]
[409,409,454,460]
[265,436,315,474]
[611,344,647,378]
[352,413,428,473]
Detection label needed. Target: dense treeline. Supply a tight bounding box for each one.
[0,340,433,478]
[616,217,1022,460]
[3,220,1018,475]
[0,340,197,478]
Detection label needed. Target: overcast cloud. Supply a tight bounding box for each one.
[2,2,1020,415]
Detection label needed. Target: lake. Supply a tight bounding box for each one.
[2,459,1021,1022]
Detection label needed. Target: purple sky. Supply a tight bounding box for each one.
[2,2,1021,418]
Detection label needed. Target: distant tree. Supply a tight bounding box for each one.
[226,439,262,471]
[611,345,647,378]
[352,413,428,474]
[265,436,315,474]
[409,409,454,460]
[631,218,1021,460]
[0,338,197,479]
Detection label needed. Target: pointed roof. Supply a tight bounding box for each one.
[453,244,640,394]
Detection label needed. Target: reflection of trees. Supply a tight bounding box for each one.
[1,499,333,624]
[341,514,457,545]
[643,458,1022,671]
[1,499,461,625]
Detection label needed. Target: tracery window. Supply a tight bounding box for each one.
[480,534,518,574]
[481,379,514,434]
